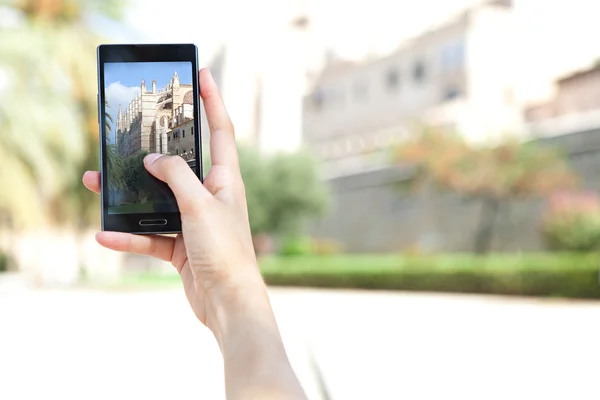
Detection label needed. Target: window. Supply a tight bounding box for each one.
[312,90,324,110]
[413,60,426,84]
[385,68,399,90]
[441,40,465,71]
[442,86,461,102]
[182,129,185,138]
[191,126,194,136]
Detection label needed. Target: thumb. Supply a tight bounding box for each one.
[144,153,211,214]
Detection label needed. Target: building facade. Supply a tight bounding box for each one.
[167,119,196,162]
[525,64,600,138]
[302,1,522,179]
[115,71,194,158]
[204,0,315,154]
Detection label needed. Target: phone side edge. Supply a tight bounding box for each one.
[97,45,107,231]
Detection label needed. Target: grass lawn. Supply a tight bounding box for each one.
[114,253,600,299]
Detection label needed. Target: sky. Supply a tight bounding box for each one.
[121,0,484,62]
[95,0,600,148]
[104,61,193,139]
[118,0,600,77]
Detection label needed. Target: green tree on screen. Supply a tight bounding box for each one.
[104,100,125,190]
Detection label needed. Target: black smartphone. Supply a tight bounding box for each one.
[97,44,202,234]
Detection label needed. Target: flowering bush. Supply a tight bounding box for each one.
[541,191,600,252]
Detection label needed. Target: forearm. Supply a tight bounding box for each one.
[207,280,307,400]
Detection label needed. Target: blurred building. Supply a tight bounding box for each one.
[525,64,600,138]
[203,0,317,154]
[303,0,521,179]
[116,71,194,158]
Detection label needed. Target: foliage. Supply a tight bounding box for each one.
[237,146,272,236]
[0,0,126,229]
[237,145,329,237]
[279,237,314,257]
[311,238,343,255]
[120,253,600,299]
[259,253,600,299]
[541,191,600,252]
[106,138,125,190]
[394,128,578,253]
[396,129,576,199]
[121,151,157,201]
[105,100,126,190]
[0,251,8,272]
[542,211,600,252]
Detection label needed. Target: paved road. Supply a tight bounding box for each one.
[1,280,599,399]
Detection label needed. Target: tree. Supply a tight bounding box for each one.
[236,145,329,240]
[0,0,125,229]
[104,100,125,190]
[395,128,577,254]
[122,151,153,200]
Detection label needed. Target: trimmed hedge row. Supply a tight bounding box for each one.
[259,254,600,299]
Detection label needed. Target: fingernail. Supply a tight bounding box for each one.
[144,153,164,165]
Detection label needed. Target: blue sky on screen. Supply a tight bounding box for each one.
[104,61,192,140]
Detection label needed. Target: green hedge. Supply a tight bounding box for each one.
[259,253,600,299]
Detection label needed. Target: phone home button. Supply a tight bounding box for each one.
[139,219,168,226]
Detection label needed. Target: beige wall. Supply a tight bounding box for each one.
[302,12,471,177]
[524,67,600,138]
[462,5,522,145]
[302,3,522,177]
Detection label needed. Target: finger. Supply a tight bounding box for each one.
[96,231,175,263]
[199,68,239,169]
[83,171,101,194]
[144,153,211,214]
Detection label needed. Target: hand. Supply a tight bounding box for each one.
[85,68,307,399]
[83,68,264,333]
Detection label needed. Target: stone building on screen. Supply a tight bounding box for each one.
[115,71,194,159]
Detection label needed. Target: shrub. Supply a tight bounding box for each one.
[278,237,314,257]
[311,238,343,255]
[260,253,600,299]
[542,211,600,252]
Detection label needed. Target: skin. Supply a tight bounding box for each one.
[82,68,307,400]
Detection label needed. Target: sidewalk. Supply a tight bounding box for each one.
[0,284,598,399]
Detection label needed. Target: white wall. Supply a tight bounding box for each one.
[463,5,522,144]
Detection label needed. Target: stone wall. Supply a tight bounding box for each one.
[309,128,600,252]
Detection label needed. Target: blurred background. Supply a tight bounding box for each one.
[1,0,600,399]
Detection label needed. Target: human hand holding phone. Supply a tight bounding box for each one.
[83,68,307,400]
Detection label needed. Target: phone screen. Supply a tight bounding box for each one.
[103,61,197,215]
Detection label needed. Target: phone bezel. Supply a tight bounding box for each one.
[97,44,202,234]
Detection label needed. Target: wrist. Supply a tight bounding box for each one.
[205,270,279,348]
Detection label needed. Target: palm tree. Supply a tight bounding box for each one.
[104,99,125,190]
[0,0,125,228]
